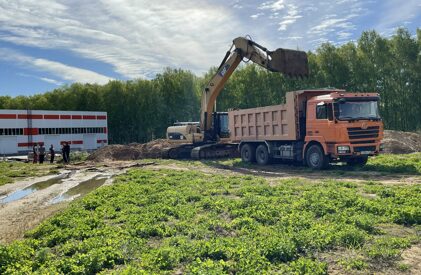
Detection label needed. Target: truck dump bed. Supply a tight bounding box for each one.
[228,92,298,142]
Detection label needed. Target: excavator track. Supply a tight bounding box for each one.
[166,143,239,160]
[191,143,239,159]
[166,144,196,159]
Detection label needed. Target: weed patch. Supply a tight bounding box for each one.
[0,169,419,273]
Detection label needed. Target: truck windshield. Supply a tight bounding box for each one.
[335,100,380,120]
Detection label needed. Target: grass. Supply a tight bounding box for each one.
[364,153,421,174]
[0,168,419,274]
[197,153,421,175]
[0,161,59,187]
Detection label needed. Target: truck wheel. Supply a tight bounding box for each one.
[305,144,328,169]
[347,156,368,166]
[241,144,255,163]
[256,144,271,165]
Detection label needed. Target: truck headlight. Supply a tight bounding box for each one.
[337,145,350,154]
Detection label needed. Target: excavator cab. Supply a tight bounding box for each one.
[208,112,230,141]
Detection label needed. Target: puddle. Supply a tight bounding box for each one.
[0,174,68,204]
[50,176,107,204]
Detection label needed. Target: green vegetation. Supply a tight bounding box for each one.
[199,153,421,175]
[1,28,420,144]
[364,153,421,174]
[0,161,58,187]
[0,168,419,274]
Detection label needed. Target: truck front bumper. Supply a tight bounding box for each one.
[332,143,382,158]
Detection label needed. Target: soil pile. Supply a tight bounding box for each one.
[383,130,421,154]
[87,139,178,162]
[87,130,421,162]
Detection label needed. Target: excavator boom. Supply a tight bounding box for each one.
[201,37,308,135]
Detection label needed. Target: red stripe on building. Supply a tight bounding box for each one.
[97,115,107,120]
[83,115,96,120]
[60,115,71,119]
[18,114,43,119]
[60,140,83,145]
[23,128,39,135]
[18,142,44,147]
[72,115,82,119]
[97,139,108,143]
[44,115,60,119]
[71,140,83,144]
[0,114,17,119]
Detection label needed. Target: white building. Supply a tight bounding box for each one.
[0,109,108,155]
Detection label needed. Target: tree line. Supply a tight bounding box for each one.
[1,28,420,144]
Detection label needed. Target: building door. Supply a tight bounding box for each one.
[44,135,61,152]
[83,134,96,150]
[0,136,18,155]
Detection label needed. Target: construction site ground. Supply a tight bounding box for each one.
[1,129,420,273]
[1,157,420,244]
[0,158,420,274]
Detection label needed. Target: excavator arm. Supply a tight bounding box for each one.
[200,37,309,135]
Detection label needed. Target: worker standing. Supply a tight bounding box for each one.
[62,142,70,164]
[39,144,46,164]
[65,142,71,163]
[32,144,38,164]
[61,143,67,164]
[49,144,55,164]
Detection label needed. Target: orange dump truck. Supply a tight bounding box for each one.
[228,89,384,169]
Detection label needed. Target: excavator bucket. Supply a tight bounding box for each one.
[267,48,309,78]
[232,37,309,78]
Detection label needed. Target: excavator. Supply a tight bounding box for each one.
[166,36,309,159]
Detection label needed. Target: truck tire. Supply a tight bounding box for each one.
[256,144,271,165]
[347,156,368,166]
[241,144,256,163]
[305,144,328,169]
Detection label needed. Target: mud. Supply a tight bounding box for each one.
[50,176,107,204]
[1,173,70,204]
[0,166,124,244]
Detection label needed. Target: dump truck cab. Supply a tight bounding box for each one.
[304,90,383,167]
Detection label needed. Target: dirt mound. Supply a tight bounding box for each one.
[383,130,421,154]
[87,139,178,162]
[87,130,421,162]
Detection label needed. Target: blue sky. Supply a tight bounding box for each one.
[0,0,420,96]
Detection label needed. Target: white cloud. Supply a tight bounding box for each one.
[0,48,113,84]
[251,12,264,19]
[259,0,285,11]
[39,77,63,86]
[17,72,63,86]
[0,0,419,85]
[278,4,302,31]
[0,0,239,79]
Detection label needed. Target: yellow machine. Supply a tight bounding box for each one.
[166,37,309,159]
